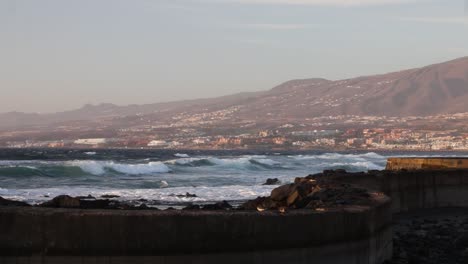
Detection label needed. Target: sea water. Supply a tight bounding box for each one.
[0,149,466,206]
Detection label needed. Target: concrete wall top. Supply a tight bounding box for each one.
[386,158,468,170]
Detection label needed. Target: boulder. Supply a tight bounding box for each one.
[100,194,120,199]
[240,197,269,210]
[183,204,201,210]
[271,184,297,202]
[202,201,232,210]
[170,193,198,198]
[263,178,281,185]
[80,199,111,209]
[178,193,197,198]
[286,191,300,206]
[40,195,80,208]
[240,196,279,211]
[0,197,30,207]
[249,173,376,211]
[76,195,96,200]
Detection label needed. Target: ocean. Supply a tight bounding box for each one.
[1,149,467,207]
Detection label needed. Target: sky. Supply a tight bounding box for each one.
[1,0,467,113]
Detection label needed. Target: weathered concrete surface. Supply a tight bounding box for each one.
[0,228,392,264]
[0,194,392,264]
[313,169,468,213]
[386,158,468,170]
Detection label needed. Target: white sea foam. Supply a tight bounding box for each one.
[108,162,171,175]
[67,160,171,175]
[174,153,190,158]
[68,160,105,175]
[168,156,280,169]
[0,185,274,204]
[171,158,203,165]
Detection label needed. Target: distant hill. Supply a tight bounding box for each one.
[1,56,468,130]
[230,56,468,119]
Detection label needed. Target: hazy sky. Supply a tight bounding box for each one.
[1,0,468,113]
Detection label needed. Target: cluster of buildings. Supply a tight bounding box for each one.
[4,127,468,151]
[2,112,468,151]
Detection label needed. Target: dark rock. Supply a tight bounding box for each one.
[0,197,30,207]
[137,204,148,210]
[455,233,468,249]
[183,204,201,210]
[40,195,80,208]
[76,194,96,200]
[242,197,265,210]
[79,199,111,209]
[170,193,198,198]
[271,184,297,201]
[263,178,281,185]
[305,200,324,209]
[100,194,120,199]
[202,201,232,210]
[179,192,197,198]
[408,254,424,264]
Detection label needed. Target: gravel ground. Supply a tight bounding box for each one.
[388,208,468,264]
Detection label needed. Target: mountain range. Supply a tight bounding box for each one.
[2,56,468,130]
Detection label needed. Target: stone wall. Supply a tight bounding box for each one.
[0,196,392,264]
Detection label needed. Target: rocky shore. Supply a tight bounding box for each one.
[0,194,236,211]
[240,174,379,211]
[0,172,379,212]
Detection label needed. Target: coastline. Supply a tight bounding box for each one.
[3,158,468,263]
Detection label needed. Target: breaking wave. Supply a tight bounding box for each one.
[0,160,171,177]
[170,156,283,170]
[69,161,171,175]
[174,153,190,158]
[291,152,385,161]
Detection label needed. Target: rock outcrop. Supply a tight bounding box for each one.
[241,175,379,211]
[263,178,281,185]
[0,197,30,207]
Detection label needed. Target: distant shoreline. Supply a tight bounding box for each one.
[2,146,468,153]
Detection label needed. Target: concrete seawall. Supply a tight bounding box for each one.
[317,169,468,213]
[0,196,392,264]
[386,157,468,170]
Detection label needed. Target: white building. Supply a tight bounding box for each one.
[147,140,168,147]
[74,138,107,145]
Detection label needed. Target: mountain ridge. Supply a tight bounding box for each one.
[2,56,468,130]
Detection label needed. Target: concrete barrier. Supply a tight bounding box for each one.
[380,169,468,212]
[316,168,468,213]
[386,157,468,170]
[0,194,392,264]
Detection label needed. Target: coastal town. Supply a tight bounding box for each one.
[1,112,468,151]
